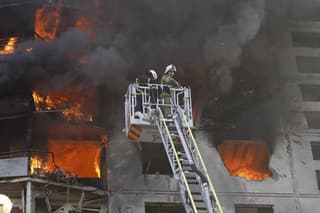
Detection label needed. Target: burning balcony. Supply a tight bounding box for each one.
[0,83,107,185]
[32,88,96,123]
[30,86,107,185]
[0,150,54,178]
[218,140,272,181]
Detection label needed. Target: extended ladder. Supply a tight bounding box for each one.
[155,107,223,213]
[124,83,223,212]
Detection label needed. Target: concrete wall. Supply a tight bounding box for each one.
[107,9,320,213]
[107,129,301,213]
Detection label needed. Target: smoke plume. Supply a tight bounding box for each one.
[0,0,291,144]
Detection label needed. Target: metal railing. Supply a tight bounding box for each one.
[0,150,56,176]
[124,83,193,132]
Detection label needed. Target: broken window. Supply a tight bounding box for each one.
[291,32,320,48]
[316,170,320,190]
[296,56,320,74]
[145,202,185,213]
[304,111,320,129]
[217,140,272,181]
[235,204,273,213]
[300,84,320,101]
[311,142,320,160]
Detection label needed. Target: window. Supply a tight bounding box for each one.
[304,111,320,129]
[300,84,320,101]
[141,143,172,175]
[316,170,320,190]
[235,205,273,213]
[145,203,185,213]
[292,32,320,48]
[311,142,320,160]
[296,56,320,74]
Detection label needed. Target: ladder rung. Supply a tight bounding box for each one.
[177,151,186,156]
[179,159,189,164]
[196,207,207,210]
[191,191,201,195]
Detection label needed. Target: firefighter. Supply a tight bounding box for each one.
[146,70,158,108]
[146,69,158,84]
[135,69,158,115]
[160,64,181,117]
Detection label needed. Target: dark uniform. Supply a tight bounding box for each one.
[135,72,158,113]
[160,74,181,116]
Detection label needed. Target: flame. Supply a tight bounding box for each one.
[0,37,18,55]
[35,4,61,41]
[30,156,51,175]
[32,90,94,123]
[48,139,103,178]
[218,140,272,181]
[62,103,93,123]
[95,148,101,178]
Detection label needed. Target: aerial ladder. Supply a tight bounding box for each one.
[124,83,223,213]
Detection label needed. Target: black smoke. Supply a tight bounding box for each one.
[0,0,291,144]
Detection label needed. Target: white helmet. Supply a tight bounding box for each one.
[164,64,177,74]
[148,69,158,79]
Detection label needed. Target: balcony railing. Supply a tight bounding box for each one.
[0,150,56,177]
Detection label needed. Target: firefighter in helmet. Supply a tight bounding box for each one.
[135,69,158,115]
[146,69,158,84]
[160,64,181,116]
[146,69,158,107]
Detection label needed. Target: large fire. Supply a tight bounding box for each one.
[217,140,272,181]
[35,4,61,41]
[32,90,94,123]
[48,139,103,178]
[0,37,18,55]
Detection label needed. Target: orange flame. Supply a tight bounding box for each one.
[35,4,61,41]
[30,156,51,175]
[95,148,101,178]
[62,103,93,123]
[32,90,94,123]
[218,140,272,181]
[48,139,102,178]
[0,37,18,55]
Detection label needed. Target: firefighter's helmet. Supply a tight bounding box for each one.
[148,69,158,80]
[164,64,177,73]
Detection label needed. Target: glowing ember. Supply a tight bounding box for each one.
[75,16,95,39]
[217,140,272,181]
[48,140,103,178]
[32,90,93,123]
[0,37,18,55]
[35,4,61,41]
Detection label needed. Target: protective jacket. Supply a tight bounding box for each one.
[160,74,181,97]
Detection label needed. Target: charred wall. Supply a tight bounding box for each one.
[0,3,36,38]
